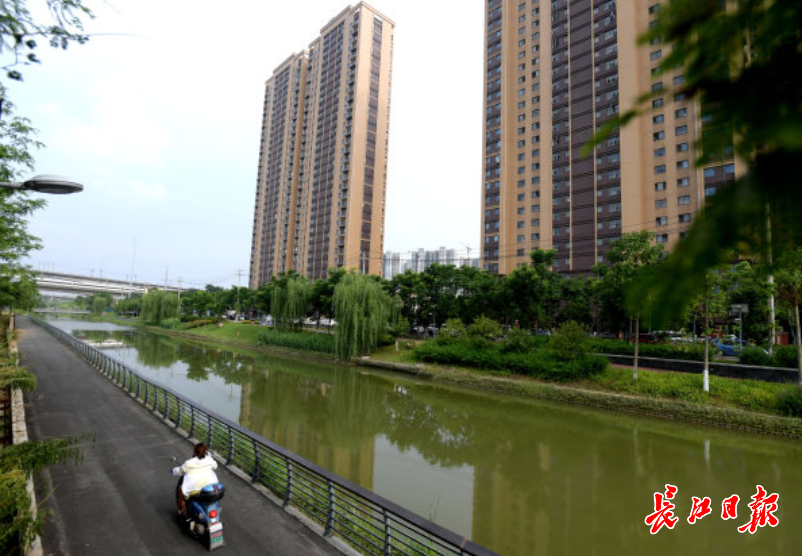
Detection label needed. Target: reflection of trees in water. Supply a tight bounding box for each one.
[243,362,387,451]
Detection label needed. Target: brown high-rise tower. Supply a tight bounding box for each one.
[480,0,741,275]
[250,3,394,286]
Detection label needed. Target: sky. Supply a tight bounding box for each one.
[7,0,485,289]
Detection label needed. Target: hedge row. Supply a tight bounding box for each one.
[588,339,706,361]
[256,328,335,354]
[739,346,799,368]
[414,340,607,381]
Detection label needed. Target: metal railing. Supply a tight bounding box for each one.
[31,317,499,556]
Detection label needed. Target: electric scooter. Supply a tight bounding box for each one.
[171,457,226,551]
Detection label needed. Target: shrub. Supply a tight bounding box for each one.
[501,326,532,353]
[588,338,705,361]
[776,387,802,418]
[414,339,607,381]
[467,316,501,347]
[159,317,181,330]
[437,318,466,345]
[549,321,589,361]
[739,348,773,367]
[741,345,799,368]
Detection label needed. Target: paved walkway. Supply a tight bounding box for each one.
[17,317,345,556]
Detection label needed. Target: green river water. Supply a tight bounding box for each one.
[53,320,802,556]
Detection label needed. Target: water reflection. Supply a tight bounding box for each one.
[50,320,802,556]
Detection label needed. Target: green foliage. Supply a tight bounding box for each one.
[0,0,93,82]
[776,387,802,418]
[437,318,466,345]
[159,317,180,330]
[740,346,798,369]
[467,316,501,347]
[415,339,607,381]
[90,296,105,315]
[140,290,179,326]
[271,272,311,331]
[588,338,705,362]
[0,365,36,390]
[333,273,398,360]
[256,327,335,354]
[500,326,533,354]
[0,436,85,554]
[549,321,589,361]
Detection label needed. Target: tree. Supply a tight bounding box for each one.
[333,273,398,360]
[271,272,310,331]
[140,290,178,326]
[310,267,347,323]
[594,232,664,379]
[611,0,802,326]
[0,0,93,82]
[687,270,729,392]
[775,249,802,388]
[0,91,45,304]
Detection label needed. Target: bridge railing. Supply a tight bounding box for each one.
[31,317,498,556]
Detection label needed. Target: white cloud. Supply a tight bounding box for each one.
[126,179,167,200]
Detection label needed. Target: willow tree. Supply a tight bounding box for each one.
[271,273,310,331]
[333,273,398,360]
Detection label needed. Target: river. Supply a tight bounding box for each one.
[50,319,802,556]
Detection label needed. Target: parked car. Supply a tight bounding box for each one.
[715,339,745,357]
[627,333,660,344]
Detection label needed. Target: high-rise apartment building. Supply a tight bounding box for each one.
[250,3,394,287]
[481,0,740,275]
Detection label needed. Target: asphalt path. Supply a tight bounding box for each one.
[17,317,345,556]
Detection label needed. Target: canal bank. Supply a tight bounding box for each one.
[103,319,802,439]
[41,317,802,556]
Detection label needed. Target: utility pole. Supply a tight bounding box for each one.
[164,267,169,290]
[128,239,137,299]
[236,269,245,319]
[767,205,776,354]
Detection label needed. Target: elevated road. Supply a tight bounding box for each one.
[33,270,182,298]
[17,317,346,556]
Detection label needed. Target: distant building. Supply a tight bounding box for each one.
[383,247,480,280]
[250,3,395,287]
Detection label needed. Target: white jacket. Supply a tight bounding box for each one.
[173,455,219,498]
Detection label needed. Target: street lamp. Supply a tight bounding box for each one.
[0,174,83,194]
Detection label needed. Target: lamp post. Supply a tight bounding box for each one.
[0,174,83,194]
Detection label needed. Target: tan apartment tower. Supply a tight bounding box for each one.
[481,0,740,275]
[250,3,394,286]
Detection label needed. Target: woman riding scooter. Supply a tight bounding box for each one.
[173,442,219,525]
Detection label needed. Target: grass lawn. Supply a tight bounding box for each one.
[185,322,265,345]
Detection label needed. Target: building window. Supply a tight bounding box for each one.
[650,50,662,60]
[704,168,716,178]
[678,177,690,187]
[531,233,540,240]
[656,216,668,226]
[678,195,691,205]
[656,233,668,243]
[517,235,525,242]
[675,107,688,118]
[654,147,666,157]
[517,207,525,215]
[677,142,689,152]
[653,131,665,141]
[676,125,688,135]
[655,199,667,209]
[517,193,525,201]
[653,114,665,124]
[655,164,666,174]
[677,159,690,169]
[517,220,525,228]
[679,213,692,223]
[531,218,540,226]
[655,182,666,191]
[652,98,664,109]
